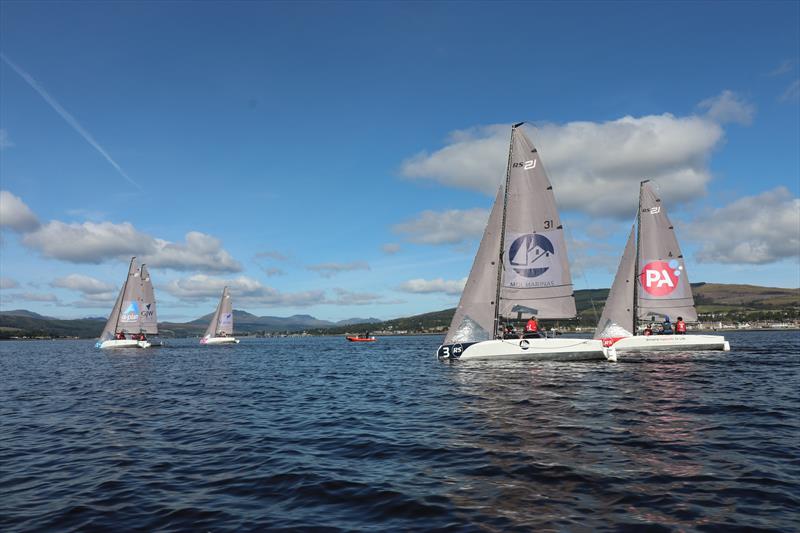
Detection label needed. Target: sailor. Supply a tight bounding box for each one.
[643,324,653,336]
[675,316,687,335]
[662,317,673,335]
[504,323,518,339]
[116,331,126,340]
[524,315,541,338]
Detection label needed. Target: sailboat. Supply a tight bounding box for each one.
[594,180,730,353]
[437,123,608,361]
[200,286,239,344]
[96,257,151,349]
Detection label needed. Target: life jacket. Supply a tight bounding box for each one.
[676,320,686,333]
[525,320,538,332]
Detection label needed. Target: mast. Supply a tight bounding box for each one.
[115,257,136,334]
[493,123,522,337]
[632,181,647,336]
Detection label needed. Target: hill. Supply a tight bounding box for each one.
[1,283,796,339]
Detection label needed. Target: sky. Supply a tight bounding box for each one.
[0,1,798,322]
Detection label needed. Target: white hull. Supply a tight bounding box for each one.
[440,338,608,362]
[97,339,151,349]
[201,336,239,345]
[603,334,729,353]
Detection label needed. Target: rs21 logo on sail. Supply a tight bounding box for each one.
[640,259,684,297]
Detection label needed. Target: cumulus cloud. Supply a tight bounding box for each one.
[0,129,13,150]
[51,274,115,295]
[382,243,401,255]
[307,261,370,278]
[3,192,241,272]
[689,187,800,265]
[393,208,489,245]
[22,220,155,263]
[697,90,756,125]
[142,232,242,273]
[161,274,325,307]
[400,106,738,217]
[0,191,40,232]
[398,277,466,295]
[0,277,20,289]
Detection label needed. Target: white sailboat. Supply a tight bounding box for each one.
[200,286,239,345]
[594,180,730,353]
[437,123,608,361]
[96,257,152,349]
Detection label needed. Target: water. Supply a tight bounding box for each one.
[1,331,798,531]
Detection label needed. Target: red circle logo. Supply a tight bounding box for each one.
[640,260,680,296]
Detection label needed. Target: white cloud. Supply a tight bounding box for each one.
[0,129,13,150]
[22,220,155,263]
[382,243,401,255]
[0,191,40,232]
[51,274,115,294]
[143,232,242,273]
[697,90,755,125]
[400,108,733,217]
[767,59,795,77]
[255,250,289,261]
[261,267,286,277]
[393,208,488,245]
[307,261,370,278]
[690,187,800,265]
[161,274,325,307]
[780,80,800,102]
[0,277,19,289]
[4,192,241,272]
[398,277,466,295]
[329,288,385,305]
[5,292,60,303]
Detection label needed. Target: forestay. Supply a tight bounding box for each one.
[498,127,576,320]
[636,181,697,322]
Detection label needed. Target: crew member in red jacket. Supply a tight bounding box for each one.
[675,316,687,335]
[524,315,541,338]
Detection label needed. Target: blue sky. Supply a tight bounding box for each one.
[1,1,798,321]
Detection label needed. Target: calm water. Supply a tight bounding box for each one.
[1,331,798,531]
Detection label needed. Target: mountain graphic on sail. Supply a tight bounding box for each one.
[443,125,576,346]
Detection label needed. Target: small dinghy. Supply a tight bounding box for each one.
[201,287,240,345]
[347,333,376,342]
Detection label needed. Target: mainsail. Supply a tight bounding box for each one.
[635,181,697,323]
[444,187,504,344]
[204,287,234,338]
[497,126,576,320]
[98,257,140,341]
[138,264,158,334]
[594,226,636,338]
[443,124,577,345]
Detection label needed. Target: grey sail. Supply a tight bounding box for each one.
[117,257,144,333]
[498,127,576,319]
[99,257,138,340]
[204,287,233,338]
[217,287,234,336]
[99,283,125,342]
[444,187,504,344]
[594,226,636,338]
[138,264,158,334]
[636,181,697,322]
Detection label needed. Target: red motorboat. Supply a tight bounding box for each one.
[346,334,376,342]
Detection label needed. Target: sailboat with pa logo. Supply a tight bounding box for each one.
[593,180,730,354]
